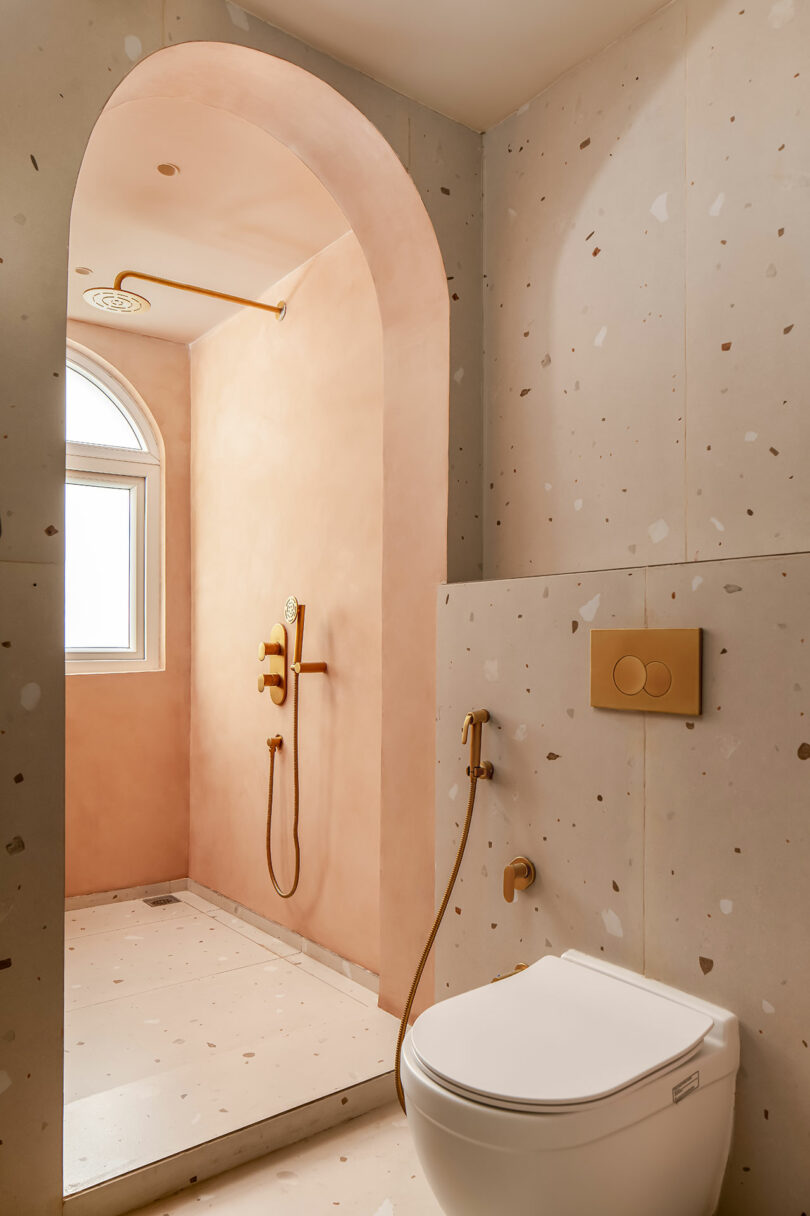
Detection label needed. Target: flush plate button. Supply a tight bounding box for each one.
[593,629,701,716]
[612,655,646,695]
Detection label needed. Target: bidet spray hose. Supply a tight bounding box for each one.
[394,772,480,1113]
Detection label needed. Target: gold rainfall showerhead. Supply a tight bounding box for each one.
[83,285,151,314]
[83,270,287,320]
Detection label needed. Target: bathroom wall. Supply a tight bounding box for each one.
[65,321,191,897]
[189,232,385,975]
[0,4,481,1209]
[435,1,809,1212]
[437,560,810,1214]
[483,0,808,578]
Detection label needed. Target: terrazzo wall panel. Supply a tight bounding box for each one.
[685,0,810,561]
[483,1,688,579]
[644,554,810,1214]
[436,559,810,1214]
[435,571,647,997]
[482,0,809,579]
[0,4,481,1210]
[0,564,65,1213]
[466,3,810,1208]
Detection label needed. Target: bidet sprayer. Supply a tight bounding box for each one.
[462,709,493,780]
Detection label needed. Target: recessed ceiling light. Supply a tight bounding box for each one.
[157,163,180,177]
[74,266,93,275]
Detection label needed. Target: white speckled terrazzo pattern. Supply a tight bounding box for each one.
[63,892,396,1194]
[483,0,810,580]
[436,571,646,989]
[436,555,810,1214]
[125,1102,441,1216]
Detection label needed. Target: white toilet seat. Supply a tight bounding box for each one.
[411,1039,704,1114]
[410,952,714,1113]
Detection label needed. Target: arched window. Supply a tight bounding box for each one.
[65,347,161,672]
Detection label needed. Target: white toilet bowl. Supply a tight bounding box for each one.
[401,950,738,1216]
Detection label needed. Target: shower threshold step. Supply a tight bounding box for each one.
[62,1072,395,1216]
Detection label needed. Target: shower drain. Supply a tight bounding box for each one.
[143,895,181,907]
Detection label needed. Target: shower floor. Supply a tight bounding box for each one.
[63,888,397,1197]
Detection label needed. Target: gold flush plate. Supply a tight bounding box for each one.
[590,628,702,716]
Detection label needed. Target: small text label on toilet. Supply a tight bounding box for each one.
[672,1071,700,1105]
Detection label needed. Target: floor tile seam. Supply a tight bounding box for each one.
[63,955,310,1021]
[64,955,293,1013]
[64,912,205,943]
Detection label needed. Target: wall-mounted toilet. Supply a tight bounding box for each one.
[401,950,738,1216]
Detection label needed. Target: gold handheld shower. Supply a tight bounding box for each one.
[260,599,327,899]
[83,269,287,319]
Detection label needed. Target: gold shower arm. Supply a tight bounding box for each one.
[113,270,287,319]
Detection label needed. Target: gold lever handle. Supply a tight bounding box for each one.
[258,641,282,660]
[503,856,536,903]
[258,673,282,692]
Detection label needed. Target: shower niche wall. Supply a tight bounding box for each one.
[62,44,406,1207]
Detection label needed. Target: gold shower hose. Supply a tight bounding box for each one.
[265,668,301,899]
[394,770,480,1113]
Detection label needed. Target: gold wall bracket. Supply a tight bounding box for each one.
[258,622,288,705]
[590,628,702,715]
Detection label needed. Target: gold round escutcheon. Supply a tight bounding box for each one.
[613,654,646,695]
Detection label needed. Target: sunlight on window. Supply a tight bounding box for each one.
[66,365,144,450]
[65,483,132,649]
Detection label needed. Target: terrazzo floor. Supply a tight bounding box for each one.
[124,1102,442,1215]
[64,890,398,1195]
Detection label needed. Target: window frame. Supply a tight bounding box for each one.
[65,346,162,675]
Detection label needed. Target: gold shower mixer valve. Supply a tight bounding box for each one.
[257,622,288,705]
[257,598,328,705]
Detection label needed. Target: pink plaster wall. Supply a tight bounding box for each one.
[189,233,385,974]
[65,321,191,896]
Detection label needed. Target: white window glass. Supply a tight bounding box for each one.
[65,365,144,450]
[65,482,132,650]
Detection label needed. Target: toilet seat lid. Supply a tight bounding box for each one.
[410,955,714,1109]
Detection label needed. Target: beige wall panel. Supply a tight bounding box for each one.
[0,563,65,1214]
[644,553,810,1214]
[435,570,646,998]
[684,0,810,561]
[483,3,687,579]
